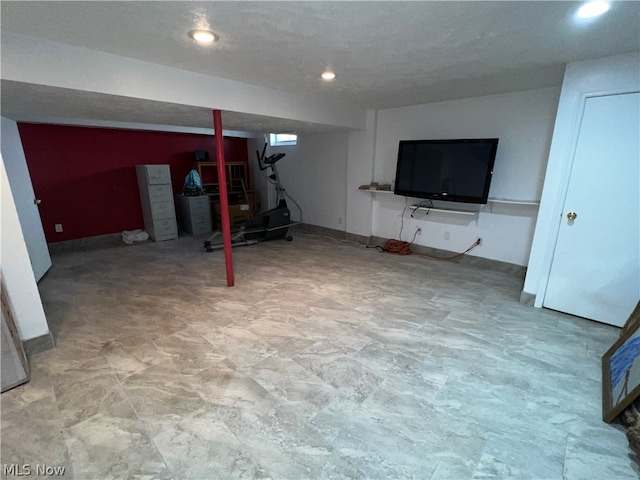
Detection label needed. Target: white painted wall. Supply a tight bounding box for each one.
[524,52,640,301]
[275,132,349,230]
[0,154,50,341]
[346,110,377,237]
[369,87,561,266]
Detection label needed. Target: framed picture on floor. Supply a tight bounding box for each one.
[603,321,640,423]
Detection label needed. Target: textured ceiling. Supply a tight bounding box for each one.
[1,1,639,133]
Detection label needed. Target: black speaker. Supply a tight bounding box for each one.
[194,150,209,162]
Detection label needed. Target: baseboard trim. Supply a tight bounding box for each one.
[520,291,536,306]
[291,223,526,276]
[23,332,55,357]
[50,225,526,276]
[291,223,365,242]
[48,232,145,254]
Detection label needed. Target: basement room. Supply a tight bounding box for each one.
[1,1,639,478]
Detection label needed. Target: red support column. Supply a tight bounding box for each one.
[213,110,235,286]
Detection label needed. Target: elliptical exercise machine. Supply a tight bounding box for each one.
[203,144,293,252]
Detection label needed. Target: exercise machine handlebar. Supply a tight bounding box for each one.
[256,143,286,171]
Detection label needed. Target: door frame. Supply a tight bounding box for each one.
[535,87,639,309]
[540,91,639,321]
[524,54,640,309]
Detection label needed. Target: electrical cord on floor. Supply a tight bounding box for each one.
[299,229,480,262]
[299,231,364,246]
[387,200,483,260]
[380,227,420,255]
[379,237,481,260]
[415,238,481,261]
[381,239,413,255]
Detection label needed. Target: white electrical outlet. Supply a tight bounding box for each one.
[444,231,450,240]
[55,224,63,232]
[338,217,343,225]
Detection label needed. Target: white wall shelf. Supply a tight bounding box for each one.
[361,187,539,213]
[362,189,540,206]
[362,188,478,215]
[409,205,478,216]
[361,188,394,194]
[487,197,540,206]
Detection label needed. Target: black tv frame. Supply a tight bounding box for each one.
[393,138,499,204]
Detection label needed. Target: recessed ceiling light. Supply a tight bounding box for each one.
[321,71,336,81]
[189,29,216,45]
[577,1,610,19]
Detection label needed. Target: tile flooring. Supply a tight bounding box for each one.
[1,232,637,479]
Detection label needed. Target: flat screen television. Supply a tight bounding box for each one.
[393,138,499,204]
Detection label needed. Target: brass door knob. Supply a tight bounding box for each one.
[33,199,42,205]
[567,211,577,221]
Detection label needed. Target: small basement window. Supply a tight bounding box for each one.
[270,133,297,146]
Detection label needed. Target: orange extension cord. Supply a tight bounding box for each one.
[382,239,413,255]
[382,238,481,261]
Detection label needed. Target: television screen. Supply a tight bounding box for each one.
[393,138,498,204]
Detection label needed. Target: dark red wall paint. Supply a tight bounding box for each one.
[17,123,248,243]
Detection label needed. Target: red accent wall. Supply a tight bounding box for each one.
[17,123,248,243]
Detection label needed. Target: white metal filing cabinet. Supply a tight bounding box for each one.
[135,165,178,241]
[175,194,212,235]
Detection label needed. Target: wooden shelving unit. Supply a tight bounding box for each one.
[195,161,256,229]
[196,162,250,195]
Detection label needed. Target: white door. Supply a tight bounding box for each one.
[0,118,52,281]
[543,93,639,326]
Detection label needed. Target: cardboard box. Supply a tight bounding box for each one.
[214,203,252,229]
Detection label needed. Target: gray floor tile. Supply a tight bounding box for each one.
[1,233,634,479]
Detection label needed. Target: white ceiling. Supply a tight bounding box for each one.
[1,1,639,134]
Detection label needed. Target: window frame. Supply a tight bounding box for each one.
[269,133,297,146]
